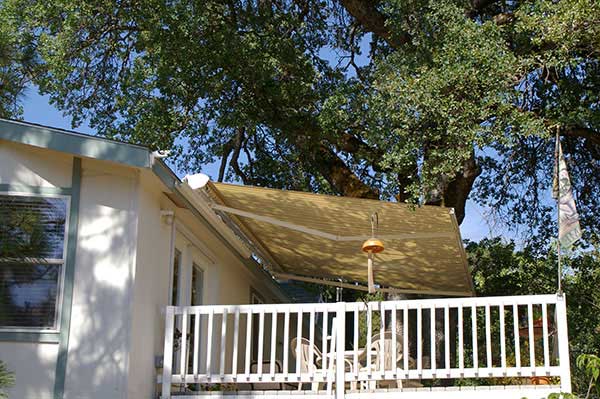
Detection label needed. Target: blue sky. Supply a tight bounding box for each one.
[21,87,494,242]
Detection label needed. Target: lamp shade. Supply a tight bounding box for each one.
[362,238,385,253]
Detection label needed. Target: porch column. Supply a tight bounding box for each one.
[556,294,571,392]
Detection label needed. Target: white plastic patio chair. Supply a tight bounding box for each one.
[361,331,404,389]
[290,337,323,391]
[291,337,357,391]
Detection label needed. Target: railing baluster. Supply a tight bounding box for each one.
[257,310,265,376]
[417,305,422,375]
[322,310,328,372]
[270,310,278,377]
[245,310,252,377]
[500,304,506,371]
[391,304,397,379]
[309,310,315,373]
[335,305,346,399]
[296,310,303,377]
[513,303,521,370]
[444,305,450,375]
[354,308,359,379]
[542,303,550,370]
[403,305,409,376]
[367,303,372,375]
[232,309,240,379]
[220,309,228,377]
[380,302,385,375]
[193,309,200,379]
[328,317,338,395]
[430,305,436,374]
[180,309,188,379]
[485,304,492,370]
[472,305,478,371]
[528,303,535,369]
[458,305,464,373]
[206,309,214,378]
[283,310,290,377]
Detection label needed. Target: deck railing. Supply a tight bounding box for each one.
[160,294,571,398]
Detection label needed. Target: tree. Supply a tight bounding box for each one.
[0,5,30,118]
[467,238,600,396]
[1,0,599,239]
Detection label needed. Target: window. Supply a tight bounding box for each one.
[0,193,69,330]
[191,263,203,306]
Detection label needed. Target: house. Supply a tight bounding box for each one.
[0,119,571,399]
[0,119,290,399]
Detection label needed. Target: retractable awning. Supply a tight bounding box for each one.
[207,182,474,297]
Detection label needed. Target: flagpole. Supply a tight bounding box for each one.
[555,128,562,295]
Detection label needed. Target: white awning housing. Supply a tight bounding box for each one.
[207,182,474,297]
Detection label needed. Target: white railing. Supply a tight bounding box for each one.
[160,294,571,398]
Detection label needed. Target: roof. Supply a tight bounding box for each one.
[209,182,474,297]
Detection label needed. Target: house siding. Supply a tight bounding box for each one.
[126,173,172,399]
[63,159,140,399]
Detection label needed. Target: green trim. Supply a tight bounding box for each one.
[0,331,60,343]
[0,183,71,195]
[53,157,81,399]
[0,119,152,168]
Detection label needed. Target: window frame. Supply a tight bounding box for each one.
[0,191,71,333]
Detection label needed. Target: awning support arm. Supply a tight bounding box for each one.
[272,272,474,297]
[211,204,455,241]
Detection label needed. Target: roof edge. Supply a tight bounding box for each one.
[0,118,153,168]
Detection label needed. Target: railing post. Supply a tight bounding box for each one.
[336,303,346,399]
[162,306,175,399]
[555,294,572,393]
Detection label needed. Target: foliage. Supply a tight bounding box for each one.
[0,361,14,399]
[0,0,598,236]
[577,354,600,399]
[0,5,30,118]
[467,238,600,397]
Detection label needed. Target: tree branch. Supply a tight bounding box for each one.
[425,151,481,224]
[338,0,409,48]
[563,126,600,148]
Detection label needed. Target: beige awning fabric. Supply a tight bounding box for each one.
[208,182,474,297]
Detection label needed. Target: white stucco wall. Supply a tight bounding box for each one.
[0,140,72,188]
[63,159,140,399]
[126,173,172,398]
[0,342,58,399]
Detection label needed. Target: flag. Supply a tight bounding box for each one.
[552,136,582,250]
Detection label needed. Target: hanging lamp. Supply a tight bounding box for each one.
[362,212,384,293]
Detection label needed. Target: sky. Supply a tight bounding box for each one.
[20,86,495,242]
